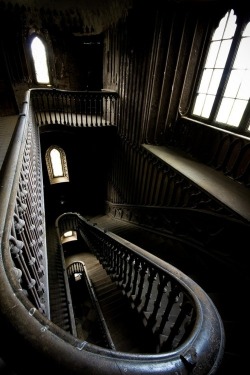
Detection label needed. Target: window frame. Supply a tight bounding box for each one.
[189,9,250,136]
[45,145,69,185]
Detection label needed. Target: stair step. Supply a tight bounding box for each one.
[95,283,118,298]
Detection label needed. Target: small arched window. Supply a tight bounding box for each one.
[30,36,50,84]
[45,146,69,184]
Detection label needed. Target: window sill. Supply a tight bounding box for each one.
[142,144,250,222]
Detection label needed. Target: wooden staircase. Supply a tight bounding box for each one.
[67,251,156,353]
[86,214,248,374]
[46,224,73,332]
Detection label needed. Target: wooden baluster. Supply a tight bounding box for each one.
[107,245,116,279]
[51,91,58,124]
[117,249,126,283]
[120,252,129,288]
[156,282,180,335]
[146,273,167,330]
[133,262,148,308]
[160,298,193,352]
[130,258,140,298]
[141,268,157,313]
[124,255,135,295]
[111,247,120,280]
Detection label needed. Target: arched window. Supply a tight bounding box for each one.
[30,35,50,84]
[50,148,63,177]
[45,146,69,184]
[191,9,250,134]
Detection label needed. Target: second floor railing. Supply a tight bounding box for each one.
[31,88,119,128]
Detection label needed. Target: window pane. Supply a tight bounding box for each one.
[212,10,236,40]
[237,70,250,99]
[216,97,233,123]
[193,94,205,116]
[193,94,215,118]
[215,98,247,126]
[224,70,244,98]
[205,41,220,68]
[215,39,232,68]
[227,100,247,126]
[201,95,215,117]
[234,36,250,69]
[225,69,250,100]
[50,148,63,177]
[208,69,223,94]
[223,11,237,39]
[198,69,213,92]
[243,21,250,37]
[31,37,50,84]
[212,13,228,40]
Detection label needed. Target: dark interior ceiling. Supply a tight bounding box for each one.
[0,0,134,35]
[0,0,226,36]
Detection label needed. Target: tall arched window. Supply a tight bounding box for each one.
[191,9,250,134]
[30,36,50,84]
[45,146,69,184]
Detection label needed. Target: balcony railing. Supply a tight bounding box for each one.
[31,88,119,127]
[0,89,224,375]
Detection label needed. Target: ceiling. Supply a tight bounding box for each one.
[1,0,134,35]
[1,0,229,35]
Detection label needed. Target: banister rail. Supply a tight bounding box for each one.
[0,91,50,315]
[0,89,224,375]
[31,88,119,128]
[57,212,225,374]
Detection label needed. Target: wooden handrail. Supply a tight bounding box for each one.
[56,212,225,374]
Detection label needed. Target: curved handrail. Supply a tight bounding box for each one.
[57,212,225,374]
[0,89,224,375]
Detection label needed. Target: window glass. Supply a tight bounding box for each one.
[192,10,236,118]
[50,148,63,177]
[31,36,50,84]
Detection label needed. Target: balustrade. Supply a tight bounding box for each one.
[0,90,225,375]
[57,212,225,360]
[31,88,118,128]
